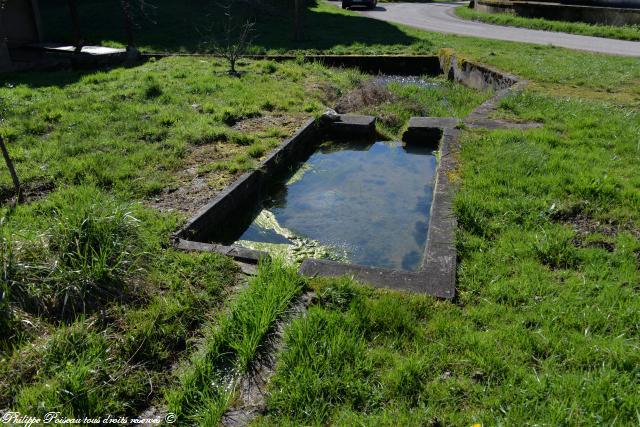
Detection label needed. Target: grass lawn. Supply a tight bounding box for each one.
[455,6,640,41]
[2,0,640,424]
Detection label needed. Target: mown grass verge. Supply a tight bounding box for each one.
[455,6,640,41]
[166,258,305,425]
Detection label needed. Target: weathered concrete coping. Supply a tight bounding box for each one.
[439,51,519,91]
[403,117,460,145]
[299,259,454,298]
[325,114,376,138]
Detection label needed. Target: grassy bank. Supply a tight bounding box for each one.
[38,1,640,100]
[260,90,640,425]
[456,6,640,41]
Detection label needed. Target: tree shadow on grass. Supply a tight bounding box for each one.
[38,0,423,54]
[256,6,422,52]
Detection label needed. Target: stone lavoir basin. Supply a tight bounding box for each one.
[173,113,459,298]
[173,52,524,298]
[227,139,438,271]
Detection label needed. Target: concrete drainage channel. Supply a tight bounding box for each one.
[173,52,538,299]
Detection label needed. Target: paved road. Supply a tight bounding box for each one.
[331,2,640,57]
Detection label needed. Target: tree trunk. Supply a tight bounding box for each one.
[67,0,83,53]
[0,136,20,203]
[120,0,136,50]
[0,2,12,70]
[293,0,302,41]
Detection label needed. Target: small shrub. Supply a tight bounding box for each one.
[262,61,278,74]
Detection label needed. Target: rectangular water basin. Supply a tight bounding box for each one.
[218,139,437,271]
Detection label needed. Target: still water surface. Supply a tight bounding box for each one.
[237,140,437,270]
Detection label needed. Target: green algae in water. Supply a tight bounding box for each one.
[236,210,347,265]
[236,140,437,270]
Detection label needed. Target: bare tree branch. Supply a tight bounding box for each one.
[210,1,255,76]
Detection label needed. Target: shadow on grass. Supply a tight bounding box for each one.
[38,0,421,53]
[0,60,148,89]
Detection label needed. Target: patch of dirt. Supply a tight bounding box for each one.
[148,143,245,217]
[568,214,619,238]
[232,114,308,136]
[552,207,640,253]
[334,80,397,114]
[0,181,54,206]
[150,115,308,217]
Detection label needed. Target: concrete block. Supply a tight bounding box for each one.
[327,115,376,138]
[403,117,459,146]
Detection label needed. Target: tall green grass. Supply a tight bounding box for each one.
[1,186,142,319]
[1,250,237,416]
[167,258,305,425]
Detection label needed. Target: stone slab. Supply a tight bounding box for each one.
[30,43,127,56]
[403,117,460,145]
[176,239,266,264]
[299,259,455,299]
[327,115,376,138]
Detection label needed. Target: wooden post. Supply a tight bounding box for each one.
[120,0,136,50]
[0,136,20,203]
[67,0,83,53]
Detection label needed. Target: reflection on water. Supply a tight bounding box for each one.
[236,140,437,271]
